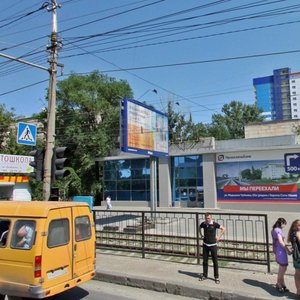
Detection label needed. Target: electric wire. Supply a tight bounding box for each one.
[1,1,295,122]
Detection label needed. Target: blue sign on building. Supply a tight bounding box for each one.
[17,122,37,146]
[284,153,300,173]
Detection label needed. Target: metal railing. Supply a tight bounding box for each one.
[93,210,270,272]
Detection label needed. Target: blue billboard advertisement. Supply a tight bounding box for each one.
[121,98,169,157]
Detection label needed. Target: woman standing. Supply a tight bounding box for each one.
[288,219,300,297]
[271,217,290,292]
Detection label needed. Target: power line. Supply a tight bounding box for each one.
[100,49,300,72]
[1,46,299,111]
[0,2,48,30]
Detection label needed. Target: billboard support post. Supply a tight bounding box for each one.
[150,156,157,215]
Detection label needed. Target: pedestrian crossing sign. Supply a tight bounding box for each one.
[17,122,37,146]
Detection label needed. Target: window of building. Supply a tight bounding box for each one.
[294,109,298,112]
[292,80,296,83]
[293,92,297,95]
[103,158,151,201]
[47,219,69,248]
[292,86,296,89]
[293,103,297,106]
[293,97,297,100]
[171,155,203,207]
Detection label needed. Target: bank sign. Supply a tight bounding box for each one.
[216,150,300,203]
[0,154,33,174]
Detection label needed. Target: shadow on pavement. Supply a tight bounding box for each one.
[178,270,199,279]
[243,279,295,299]
[47,286,89,299]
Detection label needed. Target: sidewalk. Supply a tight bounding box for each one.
[94,250,298,300]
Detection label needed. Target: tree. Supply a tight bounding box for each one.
[209,101,263,140]
[54,71,133,197]
[167,101,201,143]
[0,104,14,151]
[0,104,32,155]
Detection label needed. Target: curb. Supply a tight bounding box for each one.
[94,270,271,300]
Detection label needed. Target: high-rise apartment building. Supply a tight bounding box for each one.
[253,67,300,121]
[289,72,300,119]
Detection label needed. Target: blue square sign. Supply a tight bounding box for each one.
[284,153,300,173]
[17,122,37,146]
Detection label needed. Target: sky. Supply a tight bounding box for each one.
[1,0,300,124]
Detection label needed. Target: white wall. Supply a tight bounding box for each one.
[12,183,31,201]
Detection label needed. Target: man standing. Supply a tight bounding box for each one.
[105,195,112,209]
[199,212,225,284]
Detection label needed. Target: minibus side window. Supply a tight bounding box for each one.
[47,219,69,248]
[11,220,36,250]
[75,216,91,242]
[0,219,10,247]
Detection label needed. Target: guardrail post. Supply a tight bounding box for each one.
[265,214,270,273]
[142,212,145,258]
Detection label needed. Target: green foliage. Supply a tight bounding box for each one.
[167,100,262,142]
[29,180,43,200]
[167,102,198,143]
[209,100,263,140]
[0,105,35,155]
[292,124,300,136]
[54,167,81,199]
[0,104,15,151]
[54,71,133,196]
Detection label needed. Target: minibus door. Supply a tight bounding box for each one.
[42,208,73,288]
[72,208,95,278]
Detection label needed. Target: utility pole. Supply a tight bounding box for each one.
[43,0,61,201]
[0,2,61,201]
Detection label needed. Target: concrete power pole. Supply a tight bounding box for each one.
[43,0,60,201]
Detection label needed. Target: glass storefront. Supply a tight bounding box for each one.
[103,159,150,201]
[171,155,204,207]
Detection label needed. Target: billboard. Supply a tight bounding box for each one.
[216,150,300,203]
[121,98,169,157]
[0,154,34,174]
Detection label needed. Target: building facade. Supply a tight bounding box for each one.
[97,135,300,212]
[290,72,300,119]
[253,67,300,121]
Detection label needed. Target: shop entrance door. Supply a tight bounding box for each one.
[179,187,204,208]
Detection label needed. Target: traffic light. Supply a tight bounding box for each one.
[52,147,70,181]
[50,187,60,201]
[29,149,45,181]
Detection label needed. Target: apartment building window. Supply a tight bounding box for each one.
[293,103,297,106]
[292,86,296,89]
[292,80,296,83]
[293,97,297,100]
[293,92,297,95]
[294,109,298,112]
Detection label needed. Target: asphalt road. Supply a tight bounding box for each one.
[12,281,197,300]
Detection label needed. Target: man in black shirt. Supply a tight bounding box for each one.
[199,212,225,283]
